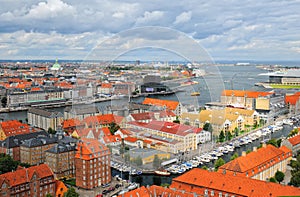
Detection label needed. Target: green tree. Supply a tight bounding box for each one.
[275,170,285,184]
[203,122,213,133]
[153,155,161,169]
[267,138,279,148]
[230,152,239,161]
[173,116,180,124]
[289,154,300,186]
[48,127,56,134]
[45,194,53,197]
[109,122,120,135]
[246,149,251,154]
[219,130,225,142]
[214,158,225,171]
[1,96,7,108]
[234,127,239,137]
[269,177,277,183]
[277,139,282,147]
[0,154,19,174]
[288,128,299,137]
[225,131,233,141]
[63,187,79,197]
[201,165,208,170]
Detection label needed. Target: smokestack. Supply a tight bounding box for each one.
[253,147,257,152]
[242,151,246,156]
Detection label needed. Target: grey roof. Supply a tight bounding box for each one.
[0,130,48,149]
[21,135,57,148]
[46,143,76,154]
[28,107,63,118]
[65,105,99,115]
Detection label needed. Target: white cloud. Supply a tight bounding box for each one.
[174,11,192,25]
[135,11,164,25]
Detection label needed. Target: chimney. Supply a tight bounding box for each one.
[262,143,267,148]
[253,146,257,152]
[242,151,246,156]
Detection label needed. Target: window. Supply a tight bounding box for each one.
[219,192,222,197]
[211,190,214,196]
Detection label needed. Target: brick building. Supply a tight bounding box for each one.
[0,164,57,197]
[0,130,48,161]
[45,142,77,179]
[0,120,36,140]
[218,144,292,181]
[75,138,111,189]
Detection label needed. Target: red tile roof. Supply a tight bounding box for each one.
[101,83,113,88]
[0,120,35,138]
[62,118,82,129]
[171,168,300,197]
[124,136,138,143]
[218,145,291,174]
[143,98,179,110]
[103,134,121,144]
[128,120,202,136]
[285,94,300,105]
[130,112,155,121]
[75,138,110,160]
[83,114,124,126]
[288,134,300,146]
[0,164,54,187]
[117,185,193,197]
[222,90,273,98]
[55,180,68,197]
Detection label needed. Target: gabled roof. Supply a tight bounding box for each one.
[75,138,110,160]
[0,164,54,187]
[288,134,300,146]
[62,118,82,129]
[124,136,138,143]
[143,98,179,110]
[55,180,68,197]
[130,112,155,121]
[222,90,273,98]
[103,134,121,144]
[0,120,35,138]
[128,120,202,136]
[285,94,300,105]
[218,145,291,173]
[171,168,300,197]
[83,114,124,126]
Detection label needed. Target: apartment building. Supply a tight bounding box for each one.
[45,142,77,179]
[218,144,292,181]
[169,168,300,197]
[285,92,300,116]
[75,138,111,189]
[282,133,300,155]
[28,107,64,131]
[142,98,183,116]
[0,164,57,197]
[0,120,36,140]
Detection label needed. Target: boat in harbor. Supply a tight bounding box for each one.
[154,169,171,176]
[191,92,200,96]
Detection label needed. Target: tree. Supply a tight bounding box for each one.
[1,96,7,108]
[63,187,79,197]
[153,155,161,169]
[289,154,300,186]
[109,122,120,135]
[269,177,277,183]
[48,127,56,134]
[267,139,279,148]
[230,152,239,161]
[203,122,213,133]
[173,116,180,124]
[45,194,53,197]
[218,130,225,142]
[225,131,233,141]
[275,170,285,184]
[214,158,225,171]
[0,154,19,174]
[288,128,299,137]
[234,127,239,137]
[201,165,208,170]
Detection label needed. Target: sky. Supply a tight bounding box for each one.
[1,0,300,62]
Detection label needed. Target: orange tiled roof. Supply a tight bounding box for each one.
[118,185,193,197]
[0,164,54,187]
[288,134,300,146]
[101,83,113,88]
[143,98,179,110]
[285,94,300,105]
[218,145,291,173]
[0,120,34,138]
[75,138,110,160]
[83,114,124,126]
[55,180,68,197]
[62,118,82,129]
[222,90,273,98]
[124,136,138,143]
[103,134,121,144]
[171,168,300,197]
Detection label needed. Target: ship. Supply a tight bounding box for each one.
[154,169,171,176]
[191,92,200,96]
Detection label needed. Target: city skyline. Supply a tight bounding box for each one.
[1,0,300,61]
